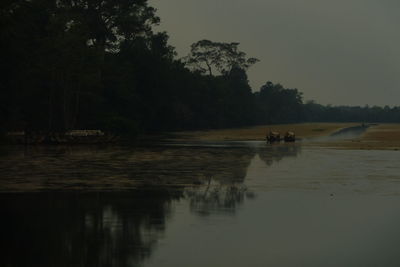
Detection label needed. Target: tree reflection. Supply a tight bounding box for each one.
[186,179,249,216]
[184,144,301,216]
[0,144,300,192]
[257,144,301,167]
[0,189,182,267]
[0,143,302,266]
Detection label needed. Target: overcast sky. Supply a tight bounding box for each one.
[150,0,400,106]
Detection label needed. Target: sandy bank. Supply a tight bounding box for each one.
[171,123,400,150]
[171,123,358,142]
[314,123,400,150]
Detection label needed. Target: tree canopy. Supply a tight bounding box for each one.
[1,0,399,140]
[184,40,259,76]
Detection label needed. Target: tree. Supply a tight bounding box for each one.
[184,40,259,76]
[56,0,162,131]
[57,0,160,54]
[255,81,303,124]
[0,0,163,132]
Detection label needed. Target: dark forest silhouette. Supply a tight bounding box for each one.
[1,0,400,138]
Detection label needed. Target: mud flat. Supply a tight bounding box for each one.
[170,123,400,150]
[171,123,358,142]
[308,123,400,150]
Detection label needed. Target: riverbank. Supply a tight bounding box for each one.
[314,123,400,150]
[169,122,400,151]
[3,123,400,150]
[170,123,358,141]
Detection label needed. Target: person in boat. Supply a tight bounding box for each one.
[266,131,281,143]
[284,131,295,142]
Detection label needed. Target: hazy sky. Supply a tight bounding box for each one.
[150,0,400,106]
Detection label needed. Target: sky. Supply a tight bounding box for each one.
[149,0,400,106]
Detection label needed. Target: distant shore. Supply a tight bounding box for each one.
[3,123,400,150]
[169,122,400,150]
[169,123,359,141]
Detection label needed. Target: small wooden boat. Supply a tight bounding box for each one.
[266,131,281,143]
[284,131,296,142]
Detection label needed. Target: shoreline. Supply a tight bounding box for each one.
[2,123,400,150]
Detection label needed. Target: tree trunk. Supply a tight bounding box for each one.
[205,61,213,76]
[71,89,80,130]
[48,87,53,131]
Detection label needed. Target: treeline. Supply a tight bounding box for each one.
[304,102,400,123]
[1,0,399,137]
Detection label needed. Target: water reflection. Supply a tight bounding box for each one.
[0,143,301,192]
[257,143,300,167]
[185,179,249,216]
[0,190,181,267]
[2,144,400,266]
[0,143,303,267]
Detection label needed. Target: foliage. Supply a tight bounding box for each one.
[255,81,303,124]
[184,40,259,76]
[1,0,400,138]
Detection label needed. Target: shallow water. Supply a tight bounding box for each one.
[1,143,400,266]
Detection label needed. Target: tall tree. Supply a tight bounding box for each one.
[57,0,160,54]
[0,0,162,132]
[184,40,259,76]
[255,81,303,124]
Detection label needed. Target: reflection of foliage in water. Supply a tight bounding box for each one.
[182,144,301,217]
[0,145,256,191]
[0,189,182,267]
[0,140,301,192]
[0,143,302,266]
[257,144,301,167]
[177,145,257,216]
[185,178,252,216]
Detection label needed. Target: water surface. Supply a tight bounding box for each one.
[1,143,400,266]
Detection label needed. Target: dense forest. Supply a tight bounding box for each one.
[1,0,400,137]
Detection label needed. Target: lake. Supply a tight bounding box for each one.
[1,142,400,267]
